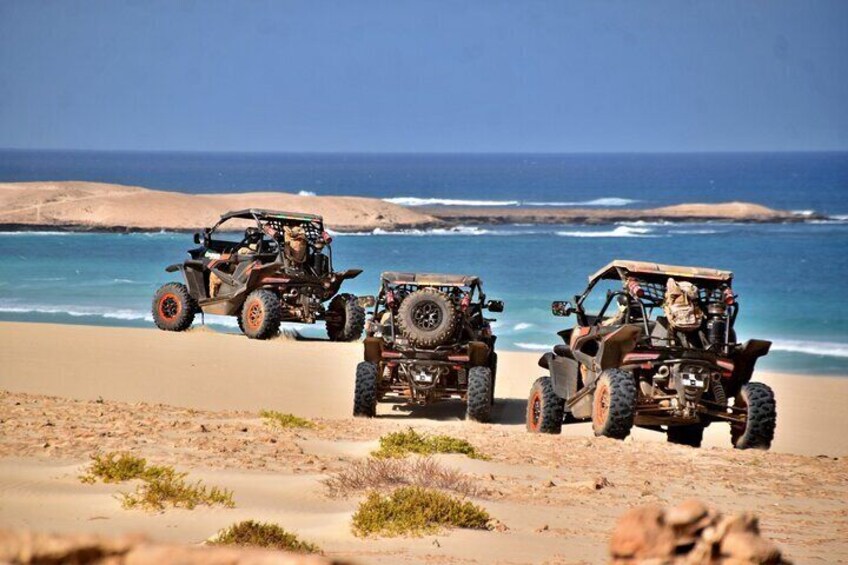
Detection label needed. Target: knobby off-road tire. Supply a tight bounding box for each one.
[667,424,705,448]
[326,293,366,342]
[731,382,776,450]
[396,288,458,348]
[592,369,637,440]
[152,282,196,332]
[526,376,565,434]
[240,289,282,340]
[353,361,378,418]
[466,366,493,423]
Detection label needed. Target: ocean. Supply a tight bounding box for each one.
[1,150,847,375]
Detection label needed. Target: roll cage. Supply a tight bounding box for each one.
[563,260,737,350]
[198,209,334,272]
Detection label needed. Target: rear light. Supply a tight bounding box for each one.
[623,352,660,363]
[717,359,734,373]
[723,288,735,305]
[322,231,333,244]
[447,355,470,362]
[460,294,470,311]
[381,350,403,359]
[626,278,644,298]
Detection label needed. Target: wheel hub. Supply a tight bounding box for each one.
[411,300,442,330]
[159,294,180,320]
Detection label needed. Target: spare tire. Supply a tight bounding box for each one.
[396,287,458,348]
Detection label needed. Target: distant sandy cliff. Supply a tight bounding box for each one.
[0,181,818,232]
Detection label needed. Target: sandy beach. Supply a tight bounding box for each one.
[1,321,846,563]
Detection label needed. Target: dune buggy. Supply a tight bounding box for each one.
[152,209,366,341]
[353,272,504,422]
[527,260,776,450]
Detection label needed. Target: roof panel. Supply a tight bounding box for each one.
[589,260,733,283]
[381,271,480,286]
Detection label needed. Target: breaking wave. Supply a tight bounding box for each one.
[555,226,656,238]
[297,190,317,197]
[0,302,240,328]
[770,340,848,359]
[523,197,638,207]
[383,197,520,207]
[514,342,553,351]
[383,196,637,207]
[334,226,540,236]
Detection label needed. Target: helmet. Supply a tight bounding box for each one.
[244,226,262,243]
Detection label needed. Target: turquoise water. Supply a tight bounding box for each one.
[1,222,846,375]
[1,150,847,375]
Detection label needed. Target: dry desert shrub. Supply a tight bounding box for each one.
[210,520,321,554]
[351,486,491,537]
[323,457,481,498]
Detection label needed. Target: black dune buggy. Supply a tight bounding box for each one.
[353,272,504,422]
[527,260,776,450]
[152,209,366,341]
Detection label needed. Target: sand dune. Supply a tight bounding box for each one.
[0,181,816,233]
[0,322,846,563]
[0,181,440,232]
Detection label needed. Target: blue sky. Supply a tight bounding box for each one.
[0,1,846,152]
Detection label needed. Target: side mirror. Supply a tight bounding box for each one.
[486,300,504,313]
[193,233,202,244]
[552,300,575,317]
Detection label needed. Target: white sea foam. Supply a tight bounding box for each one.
[383,197,520,207]
[297,190,317,197]
[524,197,638,207]
[669,229,720,235]
[555,225,656,238]
[360,226,538,236]
[514,342,553,351]
[384,196,637,207]
[792,210,815,216]
[770,340,848,359]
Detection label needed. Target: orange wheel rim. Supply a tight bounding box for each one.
[158,293,181,321]
[593,382,610,429]
[246,302,264,330]
[528,390,542,431]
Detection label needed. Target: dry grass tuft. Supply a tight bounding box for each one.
[372,428,487,459]
[351,486,491,537]
[210,520,321,553]
[259,409,315,429]
[323,457,482,498]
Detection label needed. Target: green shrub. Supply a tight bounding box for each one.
[351,486,491,537]
[211,520,321,553]
[81,451,235,511]
[372,428,486,460]
[119,471,235,511]
[259,409,315,429]
[79,452,174,484]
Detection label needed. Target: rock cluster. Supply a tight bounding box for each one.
[610,499,790,564]
[0,530,347,565]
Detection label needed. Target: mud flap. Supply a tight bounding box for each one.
[364,337,383,364]
[730,339,772,390]
[468,341,490,367]
[550,355,579,403]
